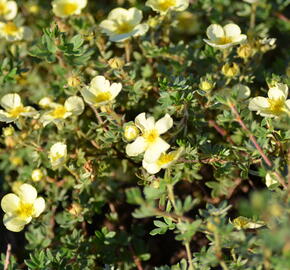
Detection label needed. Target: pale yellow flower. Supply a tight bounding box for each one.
[52,0,87,18]
[249,83,290,118]
[49,142,67,169]
[0,0,17,20]
[38,97,53,108]
[204,23,247,49]
[142,148,183,174]
[0,93,37,123]
[232,84,251,100]
[81,75,122,107]
[146,0,189,14]
[126,113,173,162]
[0,21,32,41]
[1,184,45,232]
[40,96,84,127]
[99,8,149,42]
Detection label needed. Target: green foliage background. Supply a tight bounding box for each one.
[0,0,290,269]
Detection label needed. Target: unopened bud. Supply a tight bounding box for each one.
[108,57,125,69]
[3,126,14,137]
[237,44,253,59]
[32,169,45,182]
[222,63,240,77]
[199,79,215,92]
[67,75,81,87]
[124,124,139,141]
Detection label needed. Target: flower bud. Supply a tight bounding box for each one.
[10,156,23,166]
[32,169,45,182]
[28,4,40,14]
[3,126,14,137]
[147,17,159,28]
[237,44,253,59]
[67,75,81,87]
[124,124,139,141]
[222,63,240,77]
[199,79,215,92]
[68,203,82,216]
[108,57,125,69]
[49,142,67,169]
[151,180,160,189]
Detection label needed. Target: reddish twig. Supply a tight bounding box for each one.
[89,104,108,131]
[273,12,289,22]
[228,102,287,189]
[208,120,235,145]
[129,245,144,270]
[4,244,11,270]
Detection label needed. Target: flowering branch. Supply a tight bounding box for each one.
[228,101,287,189]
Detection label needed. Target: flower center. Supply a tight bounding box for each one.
[50,106,67,119]
[158,0,177,11]
[268,98,285,115]
[3,22,19,35]
[94,92,112,103]
[157,153,175,166]
[0,3,8,15]
[9,106,25,118]
[217,36,233,45]
[60,2,78,15]
[143,129,159,144]
[51,152,64,163]
[232,217,251,230]
[116,22,134,34]
[17,202,34,219]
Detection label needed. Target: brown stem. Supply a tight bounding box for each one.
[129,245,144,270]
[208,120,235,145]
[89,104,108,131]
[124,39,131,63]
[4,244,11,270]
[228,102,287,189]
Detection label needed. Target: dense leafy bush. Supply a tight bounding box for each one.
[0,0,290,269]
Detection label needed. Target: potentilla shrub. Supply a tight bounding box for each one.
[0,0,289,269]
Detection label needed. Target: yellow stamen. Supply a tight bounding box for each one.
[143,129,159,144]
[60,2,78,15]
[216,36,233,45]
[3,22,19,35]
[157,153,175,166]
[268,98,286,115]
[94,92,112,103]
[116,22,134,34]
[16,202,34,219]
[51,153,63,163]
[158,0,176,11]
[9,106,25,118]
[50,106,67,119]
